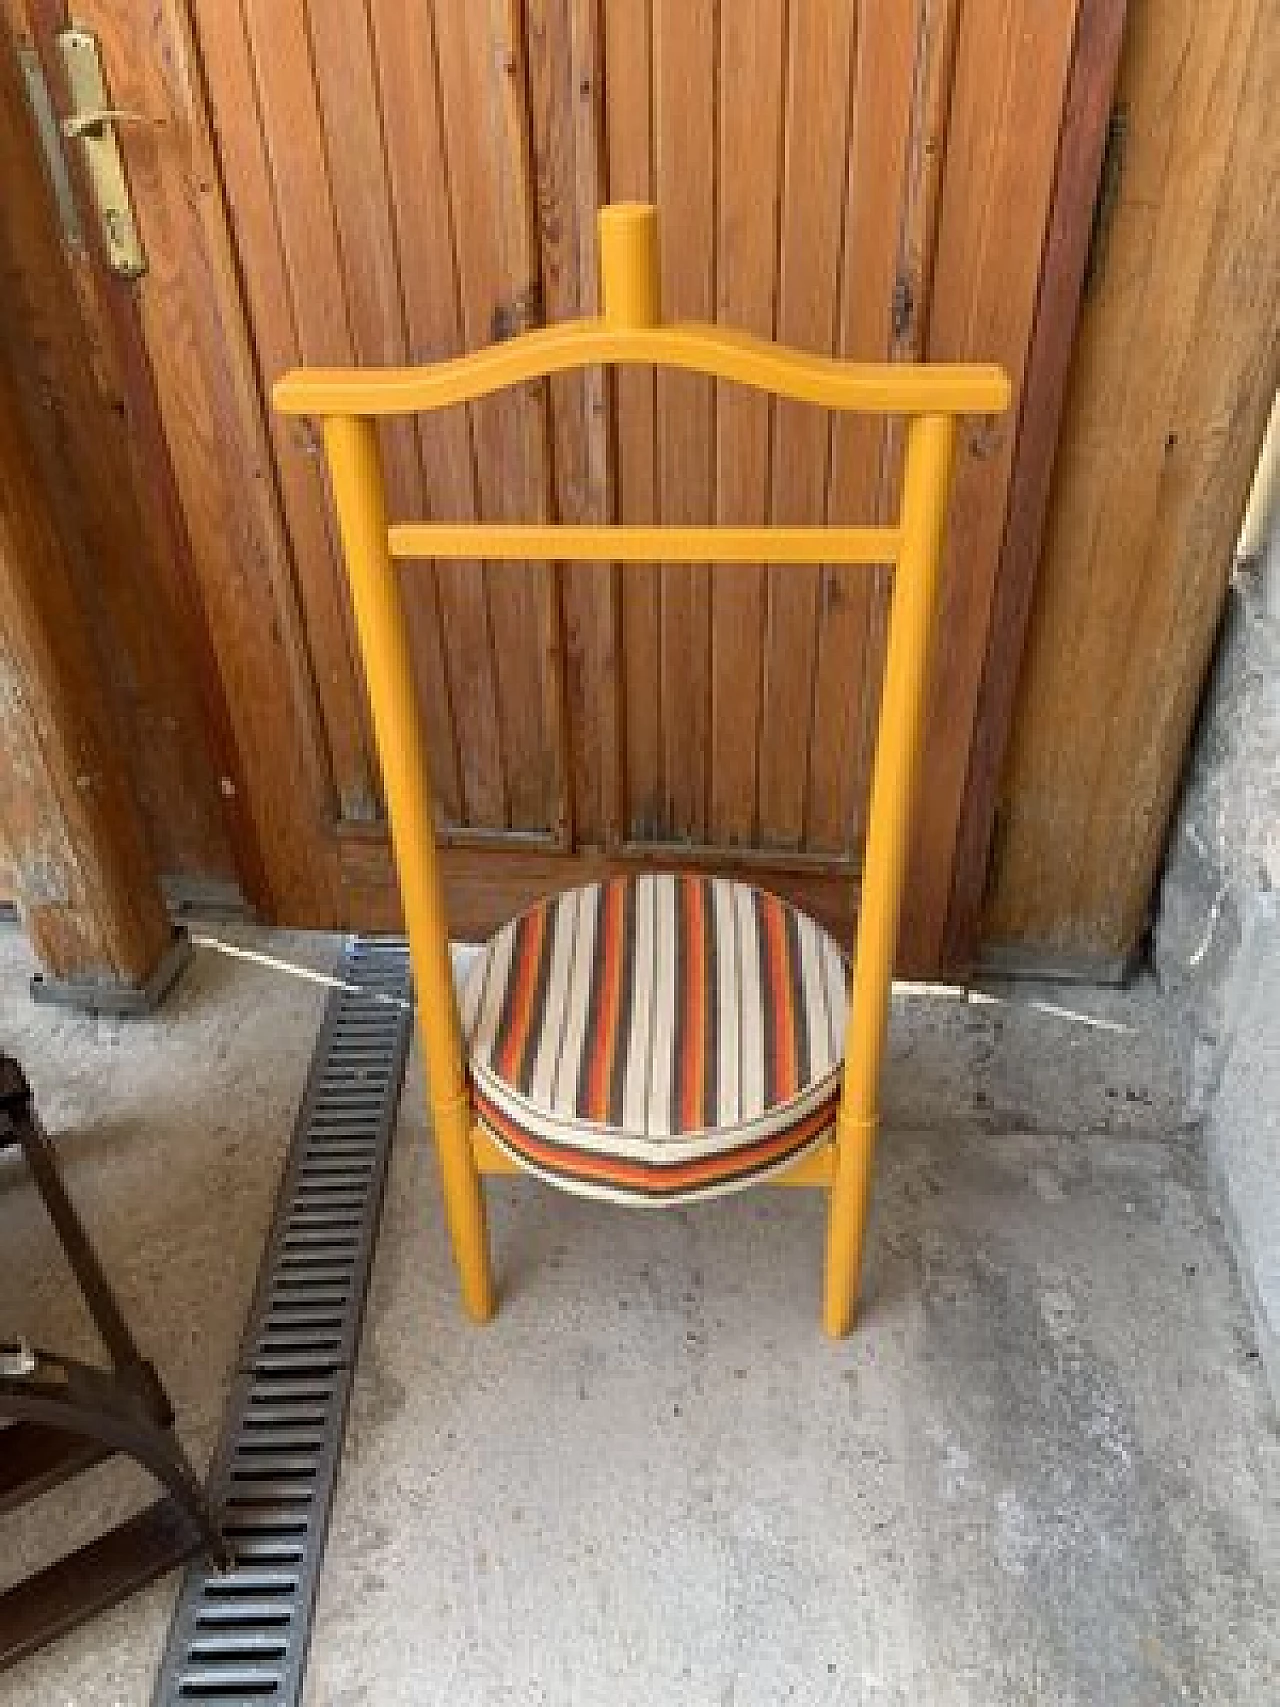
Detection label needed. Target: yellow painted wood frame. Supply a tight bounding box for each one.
[274,202,1010,1336]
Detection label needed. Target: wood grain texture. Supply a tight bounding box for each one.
[194,0,382,828]
[0,20,233,886]
[943,0,1127,969]
[0,289,172,982]
[604,0,661,840]
[367,0,505,828]
[810,0,922,859]
[65,0,335,919]
[307,0,462,824]
[901,0,1081,970]
[433,0,566,837]
[653,0,715,842]
[985,0,1279,961]
[709,0,784,849]
[756,0,857,851]
[525,0,620,846]
[229,0,386,823]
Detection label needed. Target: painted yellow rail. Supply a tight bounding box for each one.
[389,522,902,565]
[274,319,1009,420]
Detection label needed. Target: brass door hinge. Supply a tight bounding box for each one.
[15,40,83,248]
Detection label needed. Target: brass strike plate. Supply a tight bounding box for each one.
[56,25,147,279]
[16,43,83,249]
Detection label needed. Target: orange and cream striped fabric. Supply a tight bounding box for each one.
[462,875,848,1203]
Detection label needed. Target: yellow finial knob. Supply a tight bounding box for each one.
[598,202,660,329]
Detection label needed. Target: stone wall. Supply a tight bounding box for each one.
[1154,530,1279,1400]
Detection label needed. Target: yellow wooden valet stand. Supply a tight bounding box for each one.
[275,203,1008,1336]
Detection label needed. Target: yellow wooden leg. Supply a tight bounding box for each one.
[321,414,494,1323]
[825,414,957,1337]
[435,1095,496,1323]
[823,1116,877,1337]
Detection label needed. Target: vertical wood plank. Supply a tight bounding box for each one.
[306,0,463,825]
[367,0,507,829]
[234,0,383,821]
[986,0,1276,960]
[1070,0,1275,951]
[525,0,619,846]
[757,0,857,849]
[901,0,1081,970]
[985,6,1168,945]
[1026,0,1252,925]
[709,0,784,848]
[433,0,566,835]
[305,1,417,520]
[653,0,715,841]
[943,0,1127,968]
[603,0,660,838]
[194,0,385,827]
[808,0,921,858]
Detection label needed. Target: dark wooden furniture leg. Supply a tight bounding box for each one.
[0,1053,227,1670]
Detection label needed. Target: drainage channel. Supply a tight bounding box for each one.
[152,937,413,1706]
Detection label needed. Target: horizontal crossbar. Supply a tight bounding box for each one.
[389,522,900,566]
[273,319,1010,418]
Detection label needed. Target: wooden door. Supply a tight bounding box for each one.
[11,0,1114,973]
[0,2,243,912]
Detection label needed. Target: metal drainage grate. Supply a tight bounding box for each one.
[152,937,413,1706]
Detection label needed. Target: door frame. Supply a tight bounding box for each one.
[942,0,1129,972]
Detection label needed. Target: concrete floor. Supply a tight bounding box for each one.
[1,924,1275,1705]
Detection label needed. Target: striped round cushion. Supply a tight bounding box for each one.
[461,875,848,1204]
